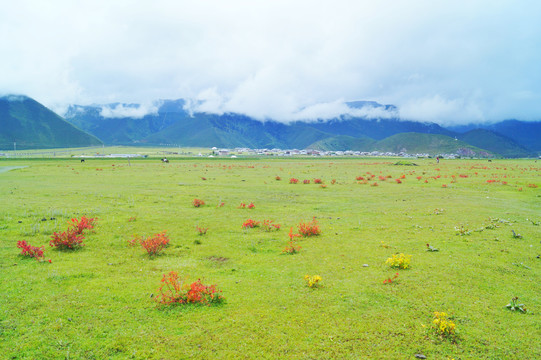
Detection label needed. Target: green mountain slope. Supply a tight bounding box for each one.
[144,113,335,149]
[307,135,377,151]
[64,101,184,145]
[0,95,102,150]
[143,114,256,147]
[373,133,491,156]
[456,129,533,158]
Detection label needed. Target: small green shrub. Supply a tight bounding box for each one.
[506,297,527,313]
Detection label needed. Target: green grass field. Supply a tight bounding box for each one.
[1,155,539,359]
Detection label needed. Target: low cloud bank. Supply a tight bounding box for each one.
[183,90,399,123]
[99,103,159,119]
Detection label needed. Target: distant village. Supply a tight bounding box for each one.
[205,147,465,159]
[1,146,493,159]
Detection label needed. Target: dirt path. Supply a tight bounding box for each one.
[0,166,28,174]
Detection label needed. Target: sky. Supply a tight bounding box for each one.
[1,0,541,125]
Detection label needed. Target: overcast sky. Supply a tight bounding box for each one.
[1,0,540,124]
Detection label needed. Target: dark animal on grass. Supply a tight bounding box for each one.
[161,158,169,163]
[81,159,85,163]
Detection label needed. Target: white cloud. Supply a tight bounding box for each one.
[187,95,398,122]
[99,103,159,119]
[1,0,540,124]
[399,95,485,125]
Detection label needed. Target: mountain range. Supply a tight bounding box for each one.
[0,95,102,150]
[1,94,539,157]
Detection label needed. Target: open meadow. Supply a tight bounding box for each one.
[0,155,540,359]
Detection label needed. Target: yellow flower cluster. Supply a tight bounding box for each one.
[304,275,322,288]
[385,253,411,269]
[432,311,456,336]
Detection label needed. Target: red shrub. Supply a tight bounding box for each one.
[248,202,256,209]
[69,216,96,234]
[192,199,205,207]
[281,241,301,255]
[303,179,310,184]
[313,178,323,184]
[262,220,280,232]
[242,219,260,229]
[289,227,301,240]
[289,178,299,184]
[196,226,208,235]
[156,271,223,306]
[383,273,399,284]
[50,228,85,250]
[128,235,143,247]
[17,240,45,261]
[49,216,97,250]
[298,218,321,237]
[141,231,170,256]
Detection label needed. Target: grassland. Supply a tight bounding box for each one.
[0,155,539,359]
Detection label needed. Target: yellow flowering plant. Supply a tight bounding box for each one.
[432,311,456,338]
[386,253,411,269]
[304,275,322,288]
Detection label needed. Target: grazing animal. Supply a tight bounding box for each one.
[161,158,169,163]
[81,159,85,163]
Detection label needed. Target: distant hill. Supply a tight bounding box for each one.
[144,112,335,149]
[66,99,458,146]
[64,99,187,144]
[0,95,102,150]
[307,135,377,151]
[308,116,454,140]
[60,97,538,157]
[456,129,533,158]
[373,133,491,156]
[308,132,498,157]
[485,120,541,152]
[447,120,541,152]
